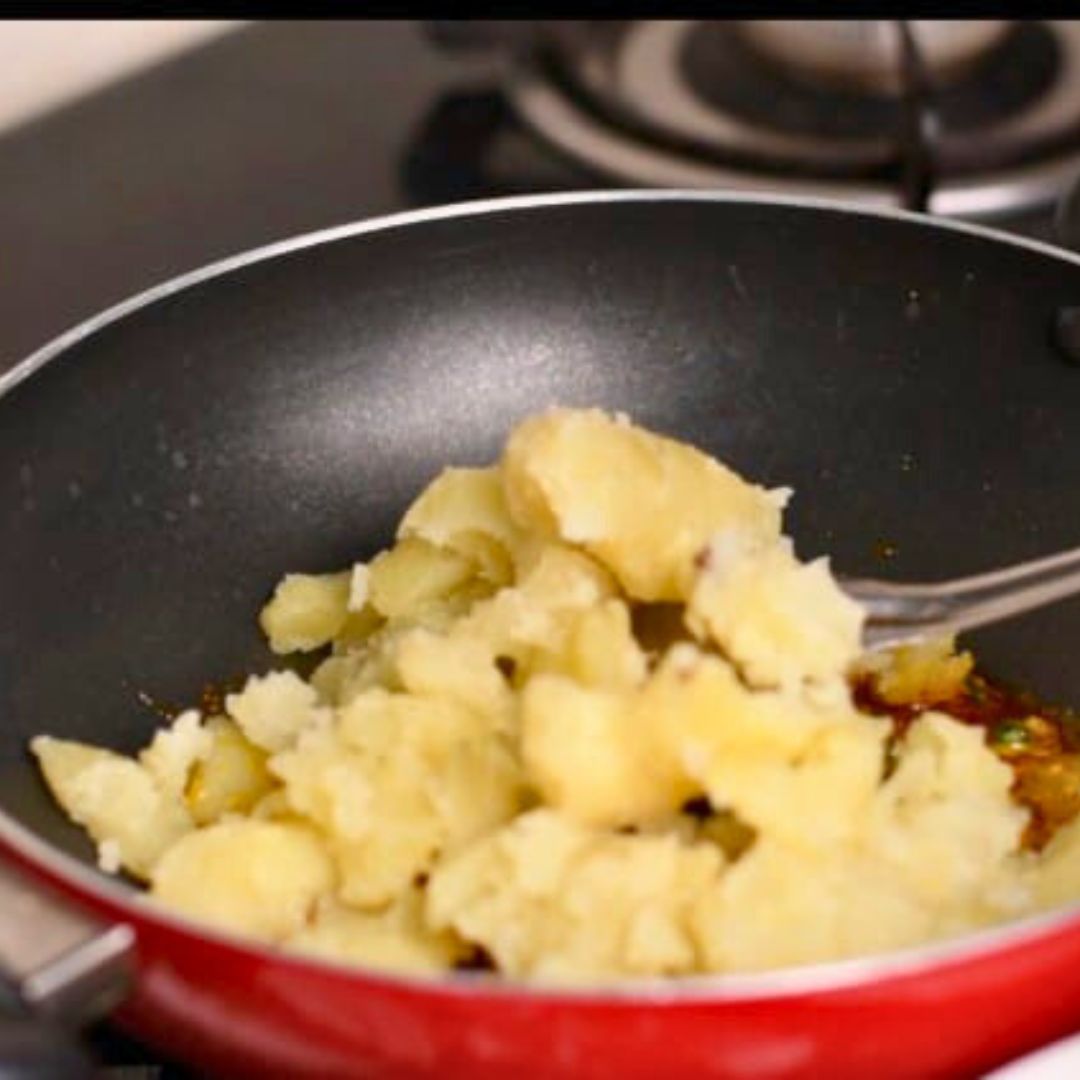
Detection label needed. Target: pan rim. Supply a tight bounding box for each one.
[6,186,1080,402]
[6,187,1080,1005]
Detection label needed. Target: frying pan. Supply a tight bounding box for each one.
[6,192,1080,1078]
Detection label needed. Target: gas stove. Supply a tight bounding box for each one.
[3,18,1080,1077]
[489,20,1080,220]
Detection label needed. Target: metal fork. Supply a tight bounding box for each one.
[843,544,1080,651]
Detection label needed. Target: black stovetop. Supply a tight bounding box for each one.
[0,19,1066,1077]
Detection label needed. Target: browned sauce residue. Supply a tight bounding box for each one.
[854,673,1080,851]
[874,539,900,560]
[198,677,246,718]
[136,689,180,721]
[138,675,249,723]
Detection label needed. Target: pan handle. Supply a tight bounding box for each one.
[0,859,133,1022]
[0,858,134,1076]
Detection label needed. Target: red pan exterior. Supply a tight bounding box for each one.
[7,841,1080,1079]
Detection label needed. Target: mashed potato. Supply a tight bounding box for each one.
[29,408,1080,982]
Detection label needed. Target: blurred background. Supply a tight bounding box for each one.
[6,19,1080,379]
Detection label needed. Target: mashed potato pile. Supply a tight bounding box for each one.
[30,408,1080,981]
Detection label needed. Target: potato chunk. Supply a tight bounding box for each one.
[226,670,330,753]
[692,837,935,972]
[150,820,334,941]
[688,533,864,688]
[368,537,476,620]
[399,466,524,585]
[652,647,888,850]
[564,599,647,691]
[864,713,1027,908]
[395,628,515,730]
[501,408,784,601]
[260,572,351,654]
[1032,811,1080,910]
[185,718,276,826]
[521,675,692,828]
[138,709,213,798]
[856,636,974,707]
[271,690,523,907]
[426,809,724,980]
[31,736,192,878]
[287,890,460,974]
[455,543,617,678]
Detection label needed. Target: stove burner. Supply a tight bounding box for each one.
[735,21,1010,94]
[507,20,1080,219]
[679,22,1059,166]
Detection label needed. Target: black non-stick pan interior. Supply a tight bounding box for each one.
[4,195,1080,866]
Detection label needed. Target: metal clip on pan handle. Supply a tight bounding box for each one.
[0,860,133,1077]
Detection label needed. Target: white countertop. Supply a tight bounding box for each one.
[0,21,243,134]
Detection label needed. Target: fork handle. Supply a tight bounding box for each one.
[847,544,1080,648]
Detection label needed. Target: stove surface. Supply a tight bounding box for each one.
[0,21,495,372]
[0,18,1071,1077]
[0,20,1066,376]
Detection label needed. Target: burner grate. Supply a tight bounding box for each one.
[503,20,1080,220]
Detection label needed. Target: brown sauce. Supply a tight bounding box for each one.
[854,672,1080,851]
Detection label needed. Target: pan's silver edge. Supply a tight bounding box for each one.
[6,188,1080,1004]
[4,188,1080,402]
